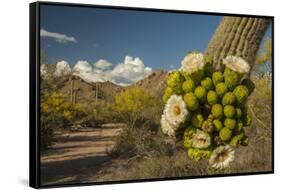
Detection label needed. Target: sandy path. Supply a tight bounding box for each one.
[40,124,124,186]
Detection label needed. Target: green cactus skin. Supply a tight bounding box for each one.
[182,79,195,93]
[219,127,232,141]
[188,148,212,161]
[166,71,185,94]
[224,118,237,129]
[175,119,191,140]
[162,92,170,103]
[229,132,245,147]
[213,119,223,131]
[184,93,199,111]
[192,113,204,128]
[236,108,242,118]
[183,126,197,148]
[235,120,244,132]
[190,70,205,85]
[201,77,214,91]
[212,71,224,86]
[224,67,241,91]
[194,86,207,102]
[182,69,205,85]
[222,92,236,105]
[211,104,224,119]
[242,78,255,96]
[204,63,213,77]
[207,90,218,105]
[233,85,249,104]
[215,82,228,97]
[204,55,213,77]
[206,17,270,70]
[162,87,173,103]
[224,105,236,118]
[242,113,252,126]
[241,136,249,146]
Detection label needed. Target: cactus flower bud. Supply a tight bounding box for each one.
[184,93,199,111]
[219,127,232,141]
[211,104,223,119]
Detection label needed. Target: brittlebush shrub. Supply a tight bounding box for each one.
[40,92,86,149]
[113,87,163,128]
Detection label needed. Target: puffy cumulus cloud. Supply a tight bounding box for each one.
[73,60,93,74]
[54,60,72,77]
[94,59,112,70]
[72,60,110,83]
[110,56,152,85]
[72,56,152,86]
[40,29,77,43]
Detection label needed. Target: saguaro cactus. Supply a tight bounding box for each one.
[206,16,271,70]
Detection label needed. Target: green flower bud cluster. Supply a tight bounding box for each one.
[162,53,254,163]
[162,71,185,102]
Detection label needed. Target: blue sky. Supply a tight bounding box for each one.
[40,4,272,85]
[40,5,223,70]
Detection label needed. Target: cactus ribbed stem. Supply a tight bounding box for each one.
[206,17,271,71]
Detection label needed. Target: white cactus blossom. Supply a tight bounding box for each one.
[209,145,235,169]
[192,129,211,149]
[160,114,177,137]
[180,52,205,74]
[223,55,250,74]
[163,95,188,126]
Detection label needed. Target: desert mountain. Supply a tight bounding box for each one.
[132,70,168,97]
[52,71,168,104]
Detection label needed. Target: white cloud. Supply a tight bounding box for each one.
[40,64,48,78]
[73,60,93,74]
[54,60,72,77]
[94,59,112,70]
[110,56,152,85]
[72,60,110,83]
[72,56,152,86]
[40,29,77,43]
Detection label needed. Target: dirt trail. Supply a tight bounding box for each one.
[40,124,124,186]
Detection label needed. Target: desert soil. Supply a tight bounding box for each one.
[40,124,124,186]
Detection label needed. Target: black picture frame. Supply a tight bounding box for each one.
[30,1,274,189]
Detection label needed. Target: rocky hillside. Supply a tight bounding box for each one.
[56,75,123,104]
[52,71,168,104]
[133,70,168,97]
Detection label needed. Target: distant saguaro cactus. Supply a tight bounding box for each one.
[206,17,271,70]
[70,78,74,104]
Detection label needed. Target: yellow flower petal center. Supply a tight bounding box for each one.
[197,137,207,145]
[173,105,181,116]
[217,150,229,162]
